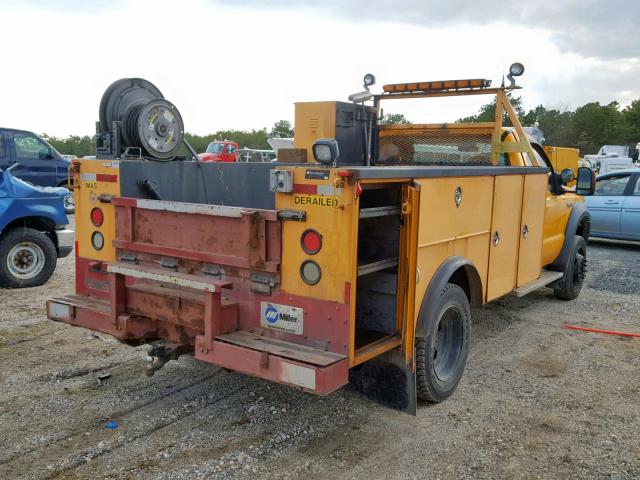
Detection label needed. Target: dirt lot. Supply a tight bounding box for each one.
[1,236,639,480]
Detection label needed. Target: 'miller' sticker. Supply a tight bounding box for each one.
[260,302,304,335]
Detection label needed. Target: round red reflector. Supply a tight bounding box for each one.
[90,207,104,227]
[301,229,322,255]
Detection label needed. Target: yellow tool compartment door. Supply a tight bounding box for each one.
[399,185,420,365]
[487,175,524,301]
[413,176,492,310]
[517,174,547,286]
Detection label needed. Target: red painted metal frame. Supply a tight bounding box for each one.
[112,197,281,273]
[53,194,353,395]
[195,339,348,395]
[47,296,200,345]
[73,254,350,356]
[76,256,111,300]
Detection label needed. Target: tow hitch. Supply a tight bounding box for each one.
[145,342,190,377]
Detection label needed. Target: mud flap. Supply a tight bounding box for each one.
[349,348,417,415]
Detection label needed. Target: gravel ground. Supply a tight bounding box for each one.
[0,235,639,480]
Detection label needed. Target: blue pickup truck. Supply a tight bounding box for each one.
[0,163,73,288]
[0,128,74,213]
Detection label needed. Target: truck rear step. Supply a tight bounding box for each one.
[514,270,563,297]
[196,331,348,395]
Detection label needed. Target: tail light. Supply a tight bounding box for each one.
[300,260,321,285]
[300,229,322,255]
[91,231,105,251]
[90,207,104,227]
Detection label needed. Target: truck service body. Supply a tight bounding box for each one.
[47,74,594,413]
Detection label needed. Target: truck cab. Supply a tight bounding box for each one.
[0,164,73,287]
[47,71,595,414]
[199,140,239,162]
[0,128,74,213]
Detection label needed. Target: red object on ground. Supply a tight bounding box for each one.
[564,324,640,338]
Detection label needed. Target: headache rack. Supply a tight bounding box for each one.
[376,123,494,166]
[372,80,537,167]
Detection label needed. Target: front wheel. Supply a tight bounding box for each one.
[554,236,587,300]
[416,283,471,403]
[0,228,57,288]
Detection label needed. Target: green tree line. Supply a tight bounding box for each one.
[458,96,640,155]
[43,120,294,158]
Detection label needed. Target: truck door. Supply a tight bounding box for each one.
[621,174,640,239]
[10,131,58,186]
[530,144,570,267]
[589,173,632,236]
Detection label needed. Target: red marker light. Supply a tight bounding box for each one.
[301,229,322,255]
[90,207,104,227]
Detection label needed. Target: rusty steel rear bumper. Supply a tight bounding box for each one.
[47,287,348,396]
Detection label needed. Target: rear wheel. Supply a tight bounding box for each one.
[554,236,587,300]
[0,228,57,288]
[416,283,471,403]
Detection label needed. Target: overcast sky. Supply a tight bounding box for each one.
[0,0,637,137]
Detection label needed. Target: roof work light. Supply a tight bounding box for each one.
[363,73,376,89]
[507,62,525,87]
[509,62,525,77]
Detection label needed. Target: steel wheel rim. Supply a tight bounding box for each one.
[7,242,45,279]
[64,193,74,210]
[573,251,586,285]
[433,305,464,383]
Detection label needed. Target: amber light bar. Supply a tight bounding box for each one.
[382,78,491,94]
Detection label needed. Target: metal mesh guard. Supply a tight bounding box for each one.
[376,128,493,166]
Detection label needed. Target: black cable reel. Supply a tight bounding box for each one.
[98,78,185,160]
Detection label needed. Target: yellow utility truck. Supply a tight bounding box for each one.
[47,67,595,413]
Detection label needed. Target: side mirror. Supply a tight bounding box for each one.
[575,166,596,196]
[560,168,575,184]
